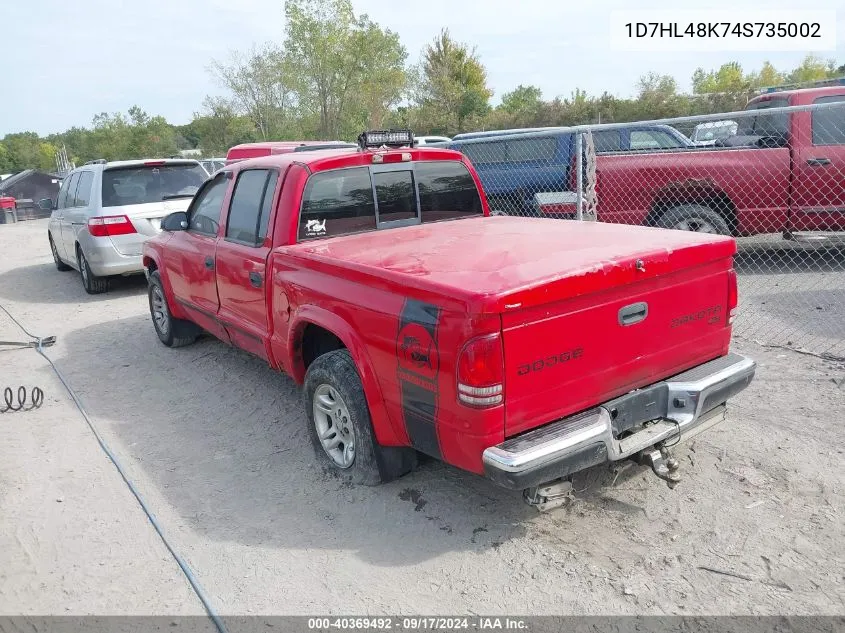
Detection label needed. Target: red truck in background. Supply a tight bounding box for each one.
[225,140,357,164]
[594,86,845,237]
[142,129,755,509]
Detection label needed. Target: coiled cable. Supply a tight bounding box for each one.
[1,385,44,412]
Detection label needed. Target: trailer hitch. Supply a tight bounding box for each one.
[523,478,573,512]
[638,445,681,488]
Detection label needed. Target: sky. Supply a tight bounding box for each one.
[1,0,843,137]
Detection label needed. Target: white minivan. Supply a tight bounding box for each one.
[44,158,208,294]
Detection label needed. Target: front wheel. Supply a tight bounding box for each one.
[303,349,416,485]
[148,270,199,347]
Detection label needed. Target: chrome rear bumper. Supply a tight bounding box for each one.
[483,353,756,489]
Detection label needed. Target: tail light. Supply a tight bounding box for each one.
[88,215,137,237]
[457,334,504,407]
[727,269,738,325]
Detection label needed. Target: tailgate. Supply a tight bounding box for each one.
[108,199,191,256]
[501,256,733,437]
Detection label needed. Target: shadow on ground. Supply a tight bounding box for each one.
[734,244,845,275]
[0,263,147,304]
[53,314,628,566]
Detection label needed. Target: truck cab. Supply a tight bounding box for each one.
[740,86,845,234]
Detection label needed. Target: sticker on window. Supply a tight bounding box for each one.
[304,218,326,236]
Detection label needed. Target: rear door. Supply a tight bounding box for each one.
[790,94,845,231]
[50,175,75,260]
[58,172,80,257]
[164,172,230,342]
[65,171,95,256]
[215,167,282,360]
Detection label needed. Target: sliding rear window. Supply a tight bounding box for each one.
[298,160,483,241]
[102,163,207,207]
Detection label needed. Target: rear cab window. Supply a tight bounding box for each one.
[102,162,207,207]
[739,97,790,139]
[298,159,483,241]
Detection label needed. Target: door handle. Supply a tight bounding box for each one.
[618,302,648,326]
[807,158,831,166]
[248,271,262,288]
[205,256,214,270]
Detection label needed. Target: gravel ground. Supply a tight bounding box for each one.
[0,219,843,617]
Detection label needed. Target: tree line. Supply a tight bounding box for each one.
[2,0,843,173]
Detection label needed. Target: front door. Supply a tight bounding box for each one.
[215,168,282,360]
[164,173,230,342]
[791,95,845,231]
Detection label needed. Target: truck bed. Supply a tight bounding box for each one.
[595,146,791,234]
[281,216,736,312]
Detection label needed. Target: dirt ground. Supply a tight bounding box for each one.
[0,219,843,617]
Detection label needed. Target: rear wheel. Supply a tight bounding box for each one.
[656,205,731,236]
[304,349,416,485]
[148,270,199,348]
[49,234,71,271]
[77,247,108,294]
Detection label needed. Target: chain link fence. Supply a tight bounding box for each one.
[445,100,845,359]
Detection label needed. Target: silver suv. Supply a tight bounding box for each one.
[45,158,208,294]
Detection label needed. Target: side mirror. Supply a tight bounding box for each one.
[37,198,54,211]
[161,211,189,231]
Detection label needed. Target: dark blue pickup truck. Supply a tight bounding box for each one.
[443,124,693,215]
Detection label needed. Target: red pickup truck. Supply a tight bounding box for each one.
[142,129,756,508]
[540,87,845,237]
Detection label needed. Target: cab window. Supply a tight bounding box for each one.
[188,175,228,236]
[225,169,278,245]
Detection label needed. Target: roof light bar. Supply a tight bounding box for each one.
[357,129,414,149]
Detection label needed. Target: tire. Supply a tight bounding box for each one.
[656,205,731,236]
[49,234,71,271]
[304,349,416,486]
[77,247,109,294]
[148,270,200,348]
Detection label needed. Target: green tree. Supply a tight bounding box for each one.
[786,54,838,84]
[190,96,257,154]
[692,62,749,95]
[209,44,294,140]
[751,61,785,89]
[283,0,407,139]
[1,132,42,172]
[415,28,492,134]
[36,142,58,171]
[635,73,687,119]
[499,85,543,115]
[0,143,12,172]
